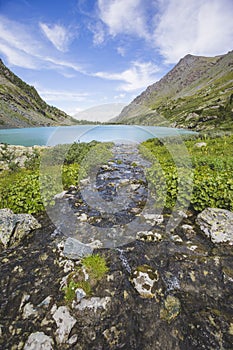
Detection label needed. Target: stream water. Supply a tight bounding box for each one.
[47,143,164,248]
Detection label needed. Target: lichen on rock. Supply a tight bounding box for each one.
[160,295,181,323]
[196,208,233,244]
[130,264,159,298]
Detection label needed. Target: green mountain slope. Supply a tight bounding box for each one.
[0,59,78,128]
[116,51,233,131]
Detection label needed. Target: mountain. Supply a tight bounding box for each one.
[0,59,77,128]
[74,103,126,122]
[115,51,233,131]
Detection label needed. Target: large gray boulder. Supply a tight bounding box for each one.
[0,208,41,248]
[196,207,233,244]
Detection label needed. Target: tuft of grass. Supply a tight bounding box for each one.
[82,254,109,281]
[63,280,92,303]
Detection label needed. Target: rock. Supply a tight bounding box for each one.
[0,209,41,248]
[196,208,233,244]
[130,265,159,299]
[160,295,181,323]
[22,302,37,319]
[76,297,111,312]
[79,213,88,222]
[79,178,90,186]
[88,240,103,249]
[52,305,76,344]
[143,213,164,225]
[38,296,52,308]
[54,191,67,200]
[194,142,207,148]
[63,237,93,259]
[136,230,162,242]
[24,332,54,350]
[75,288,86,303]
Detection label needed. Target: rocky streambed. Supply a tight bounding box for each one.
[0,144,233,350]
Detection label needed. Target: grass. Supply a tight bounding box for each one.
[140,132,233,212]
[63,254,109,303]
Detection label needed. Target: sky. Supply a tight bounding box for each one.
[0,0,233,118]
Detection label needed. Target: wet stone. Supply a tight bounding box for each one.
[63,237,93,259]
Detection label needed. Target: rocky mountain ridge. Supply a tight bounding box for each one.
[0,59,77,128]
[116,51,233,130]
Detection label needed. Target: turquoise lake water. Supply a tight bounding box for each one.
[0,125,196,146]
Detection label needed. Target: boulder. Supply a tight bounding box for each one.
[0,209,41,248]
[196,207,233,244]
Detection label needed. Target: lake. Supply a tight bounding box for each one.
[0,125,196,146]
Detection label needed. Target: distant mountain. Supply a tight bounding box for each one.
[0,58,78,128]
[74,103,126,123]
[115,51,233,131]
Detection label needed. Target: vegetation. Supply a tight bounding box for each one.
[0,141,113,214]
[140,132,233,212]
[63,254,109,303]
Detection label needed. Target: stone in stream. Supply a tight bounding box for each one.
[63,237,93,259]
[196,208,233,244]
[24,332,54,350]
[130,265,160,299]
[0,208,41,248]
[52,305,76,344]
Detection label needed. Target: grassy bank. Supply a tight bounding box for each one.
[0,141,113,214]
[140,132,233,212]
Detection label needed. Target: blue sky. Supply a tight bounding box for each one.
[0,0,233,117]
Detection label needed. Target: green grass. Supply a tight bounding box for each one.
[140,133,233,212]
[0,141,113,214]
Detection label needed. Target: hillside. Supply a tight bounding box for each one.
[0,59,78,128]
[115,51,233,131]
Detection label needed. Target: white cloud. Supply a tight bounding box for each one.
[154,0,233,63]
[0,15,43,68]
[89,22,105,45]
[0,42,39,69]
[39,22,75,52]
[98,0,150,40]
[117,46,126,57]
[0,15,86,75]
[37,88,89,102]
[94,61,161,91]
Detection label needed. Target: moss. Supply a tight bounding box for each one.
[82,254,109,281]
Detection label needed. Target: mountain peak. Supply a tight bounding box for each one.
[116,51,233,131]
